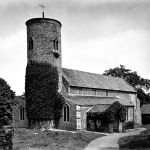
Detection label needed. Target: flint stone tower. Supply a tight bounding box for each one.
[26,18,62,91]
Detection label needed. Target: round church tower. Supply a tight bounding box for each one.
[26,18,62,91]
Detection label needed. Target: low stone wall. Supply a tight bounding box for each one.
[0,129,13,150]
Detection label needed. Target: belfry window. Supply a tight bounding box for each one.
[28,37,33,50]
[53,39,59,50]
[20,106,25,120]
[64,104,69,122]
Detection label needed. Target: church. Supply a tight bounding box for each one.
[13,16,141,132]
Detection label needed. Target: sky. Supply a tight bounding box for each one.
[0,0,150,95]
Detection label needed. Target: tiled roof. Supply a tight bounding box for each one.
[64,95,134,106]
[141,104,150,114]
[62,68,136,93]
[88,104,110,113]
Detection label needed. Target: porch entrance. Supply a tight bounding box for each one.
[87,118,120,133]
[87,101,125,133]
[113,120,119,132]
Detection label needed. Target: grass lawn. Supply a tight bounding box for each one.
[118,124,150,149]
[13,128,105,150]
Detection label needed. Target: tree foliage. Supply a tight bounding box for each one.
[0,78,15,100]
[0,78,15,128]
[103,65,150,105]
[25,62,64,127]
[0,102,12,128]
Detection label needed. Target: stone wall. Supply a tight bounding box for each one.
[26,18,62,92]
[108,91,141,126]
[0,129,13,149]
[59,102,77,131]
[79,106,91,130]
[13,97,28,128]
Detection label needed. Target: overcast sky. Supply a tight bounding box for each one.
[0,0,150,95]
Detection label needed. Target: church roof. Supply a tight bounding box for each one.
[62,68,136,93]
[141,104,150,114]
[64,95,134,106]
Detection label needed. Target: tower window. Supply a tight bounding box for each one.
[20,106,25,120]
[53,39,59,50]
[63,104,69,122]
[28,37,33,50]
[56,41,58,50]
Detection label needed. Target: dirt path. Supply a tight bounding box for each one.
[84,128,146,150]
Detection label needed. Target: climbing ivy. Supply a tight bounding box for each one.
[104,101,126,123]
[87,101,126,123]
[25,61,64,127]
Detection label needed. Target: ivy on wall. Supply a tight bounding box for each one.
[25,61,64,127]
[88,101,126,123]
[104,101,126,123]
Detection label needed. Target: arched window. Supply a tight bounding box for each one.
[20,106,25,120]
[63,104,69,122]
[28,37,33,50]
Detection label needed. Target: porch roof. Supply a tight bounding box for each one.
[88,104,110,113]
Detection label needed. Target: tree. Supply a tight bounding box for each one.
[0,78,15,100]
[0,78,15,128]
[103,65,150,106]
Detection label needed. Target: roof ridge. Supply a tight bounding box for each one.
[62,67,122,80]
[62,67,136,92]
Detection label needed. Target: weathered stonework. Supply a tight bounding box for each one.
[13,97,28,128]
[26,18,62,91]
[59,102,77,131]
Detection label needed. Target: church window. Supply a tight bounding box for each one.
[64,104,69,122]
[106,91,108,96]
[28,37,33,50]
[96,90,107,97]
[53,39,59,50]
[56,40,59,50]
[20,106,25,120]
[77,118,81,129]
[70,87,79,95]
[82,88,95,96]
[79,88,83,95]
[76,112,81,118]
